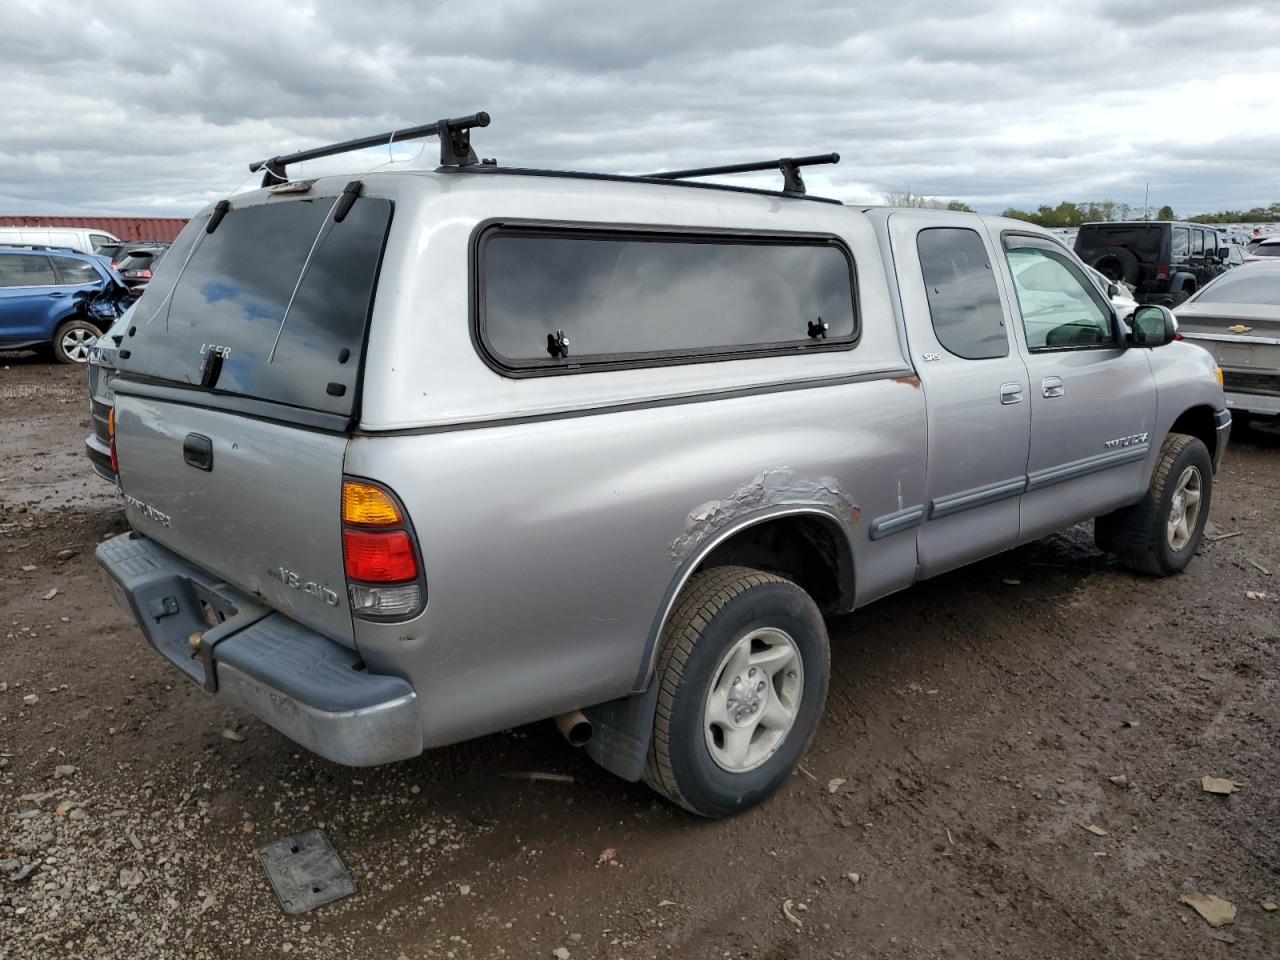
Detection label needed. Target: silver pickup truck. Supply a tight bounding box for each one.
[97,120,1230,817]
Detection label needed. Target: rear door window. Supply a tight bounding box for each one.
[1191,230,1204,255]
[51,257,103,286]
[916,227,1008,359]
[116,195,393,416]
[0,254,57,287]
[1172,228,1190,259]
[477,227,857,372]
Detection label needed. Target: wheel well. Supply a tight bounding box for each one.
[1170,405,1217,461]
[55,315,102,335]
[695,514,853,612]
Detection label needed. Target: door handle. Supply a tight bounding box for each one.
[48,292,68,299]
[1042,376,1065,399]
[999,382,1023,405]
[183,433,213,471]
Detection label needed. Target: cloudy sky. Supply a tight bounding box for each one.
[2,0,1278,218]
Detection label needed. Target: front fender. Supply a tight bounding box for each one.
[1147,340,1229,477]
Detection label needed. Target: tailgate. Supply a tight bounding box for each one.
[114,391,355,644]
[104,184,396,647]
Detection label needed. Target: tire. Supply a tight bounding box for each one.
[1091,248,1140,287]
[644,565,829,818]
[1095,434,1213,576]
[52,319,102,364]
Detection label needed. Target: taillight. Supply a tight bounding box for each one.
[108,407,118,475]
[341,479,423,618]
[343,529,418,582]
[1155,264,1170,280]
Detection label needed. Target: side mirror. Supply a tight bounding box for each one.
[1217,248,1230,260]
[1107,282,1120,297]
[1130,304,1177,347]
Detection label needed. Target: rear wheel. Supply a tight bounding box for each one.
[644,565,829,818]
[52,319,102,364]
[1095,434,1212,576]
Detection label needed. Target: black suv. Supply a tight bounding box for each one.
[1074,221,1227,306]
[110,242,169,293]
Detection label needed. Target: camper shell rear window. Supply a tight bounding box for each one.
[115,194,393,417]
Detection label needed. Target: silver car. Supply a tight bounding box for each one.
[96,119,1229,817]
[1177,261,1280,423]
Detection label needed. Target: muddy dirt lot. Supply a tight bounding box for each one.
[1,357,1277,960]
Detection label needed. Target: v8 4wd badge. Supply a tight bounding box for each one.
[267,566,340,607]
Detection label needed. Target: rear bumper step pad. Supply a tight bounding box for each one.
[96,533,422,766]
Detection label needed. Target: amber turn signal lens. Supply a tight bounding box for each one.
[107,407,116,438]
[1215,367,1224,387]
[342,481,403,526]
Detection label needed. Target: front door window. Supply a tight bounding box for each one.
[1003,238,1116,350]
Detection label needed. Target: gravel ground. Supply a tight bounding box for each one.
[1,356,1278,959]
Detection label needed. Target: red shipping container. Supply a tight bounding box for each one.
[0,215,189,243]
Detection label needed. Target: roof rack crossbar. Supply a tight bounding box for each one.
[645,152,840,195]
[249,111,491,187]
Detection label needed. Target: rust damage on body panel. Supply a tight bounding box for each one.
[892,373,921,388]
[669,468,857,564]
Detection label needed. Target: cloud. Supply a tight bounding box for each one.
[1,0,1277,216]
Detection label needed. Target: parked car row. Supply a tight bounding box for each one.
[1074,220,1238,307]
[0,231,169,362]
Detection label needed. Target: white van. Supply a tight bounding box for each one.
[0,226,120,255]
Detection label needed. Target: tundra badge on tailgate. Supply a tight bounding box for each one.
[122,493,172,528]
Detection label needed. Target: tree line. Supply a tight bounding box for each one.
[999,200,1280,227]
[887,193,1280,227]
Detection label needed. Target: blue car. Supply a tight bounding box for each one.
[0,246,132,363]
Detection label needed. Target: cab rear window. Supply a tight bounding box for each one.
[116,195,392,416]
[476,225,858,373]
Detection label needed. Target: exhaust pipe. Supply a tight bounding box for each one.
[555,710,592,747]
